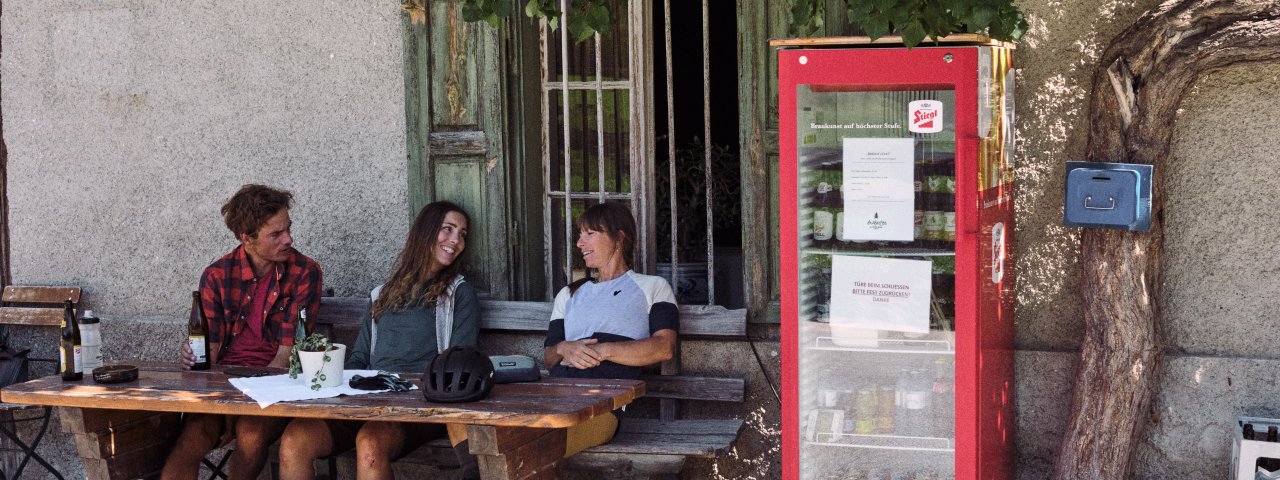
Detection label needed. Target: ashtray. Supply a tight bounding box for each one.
[93,364,139,384]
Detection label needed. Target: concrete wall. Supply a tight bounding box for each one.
[2,1,410,478]
[2,0,411,313]
[1014,0,1280,478]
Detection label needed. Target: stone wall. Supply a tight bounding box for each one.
[1014,0,1280,478]
[2,1,411,477]
[2,0,411,315]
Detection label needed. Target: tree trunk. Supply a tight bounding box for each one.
[1054,1,1280,478]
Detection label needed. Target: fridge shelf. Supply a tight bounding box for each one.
[806,432,955,452]
[801,247,955,257]
[808,336,955,355]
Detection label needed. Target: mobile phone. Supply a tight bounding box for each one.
[224,366,276,377]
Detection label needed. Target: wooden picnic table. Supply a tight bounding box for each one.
[0,362,644,480]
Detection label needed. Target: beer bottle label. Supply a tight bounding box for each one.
[189,336,207,363]
[63,345,81,376]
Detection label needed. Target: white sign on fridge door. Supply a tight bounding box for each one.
[842,138,915,241]
[829,255,932,334]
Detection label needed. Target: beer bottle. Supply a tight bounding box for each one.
[188,291,211,370]
[60,299,83,381]
[1244,423,1257,440]
[295,307,310,343]
[1263,426,1280,472]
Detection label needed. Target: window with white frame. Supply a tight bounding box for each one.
[537,0,742,307]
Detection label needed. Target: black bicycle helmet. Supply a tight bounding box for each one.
[423,346,495,403]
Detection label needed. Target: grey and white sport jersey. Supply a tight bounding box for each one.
[551,271,679,342]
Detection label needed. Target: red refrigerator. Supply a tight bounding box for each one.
[775,36,1016,480]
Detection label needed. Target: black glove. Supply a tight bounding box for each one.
[348,372,413,391]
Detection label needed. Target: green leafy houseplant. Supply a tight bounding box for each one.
[791,0,1028,47]
[289,332,336,391]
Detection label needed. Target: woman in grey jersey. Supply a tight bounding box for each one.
[544,202,681,455]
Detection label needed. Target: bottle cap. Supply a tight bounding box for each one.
[81,310,100,324]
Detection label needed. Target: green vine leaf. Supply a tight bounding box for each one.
[440,0,614,41]
[820,0,1027,46]
[901,19,926,47]
[790,0,825,38]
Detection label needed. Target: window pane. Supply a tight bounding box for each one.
[546,8,630,83]
[548,89,632,193]
[549,197,590,293]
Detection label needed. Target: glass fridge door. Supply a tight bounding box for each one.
[796,84,957,480]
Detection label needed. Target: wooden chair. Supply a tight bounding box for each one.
[0,285,79,480]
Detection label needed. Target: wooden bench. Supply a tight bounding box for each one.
[312,296,749,478]
[0,285,82,480]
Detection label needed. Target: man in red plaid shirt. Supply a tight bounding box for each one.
[162,184,323,480]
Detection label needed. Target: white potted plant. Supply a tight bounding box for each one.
[289,332,345,390]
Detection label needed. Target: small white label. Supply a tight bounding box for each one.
[813,211,834,240]
[992,222,1006,283]
[189,336,208,363]
[904,391,930,410]
[61,345,82,374]
[909,100,944,134]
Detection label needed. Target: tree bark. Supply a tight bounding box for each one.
[0,0,9,288]
[1054,1,1280,478]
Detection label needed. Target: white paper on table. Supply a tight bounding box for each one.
[829,255,931,333]
[228,370,416,408]
[841,137,915,241]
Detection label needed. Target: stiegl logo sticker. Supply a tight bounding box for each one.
[909,100,944,133]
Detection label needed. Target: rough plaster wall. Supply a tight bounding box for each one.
[1,0,409,317]
[1,1,408,477]
[2,0,1276,479]
[1014,0,1280,478]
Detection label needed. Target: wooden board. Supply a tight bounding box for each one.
[315,297,747,337]
[470,425,565,480]
[566,452,685,475]
[5,368,643,429]
[314,297,367,325]
[398,418,742,468]
[66,409,180,480]
[640,374,744,402]
[1,286,81,304]
[589,419,745,457]
[71,412,180,459]
[768,34,1013,48]
[0,307,65,326]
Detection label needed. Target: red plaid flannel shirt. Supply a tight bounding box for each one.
[198,246,322,364]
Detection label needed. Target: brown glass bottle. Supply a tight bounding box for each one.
[188,291,211,370]
[60,299,82,381]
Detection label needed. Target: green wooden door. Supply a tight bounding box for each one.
[738,0,860,323]
[403,3,510,298]
[738,0,787,323]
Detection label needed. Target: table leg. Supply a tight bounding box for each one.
[57,408,181,480]
[466,425,566,480]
